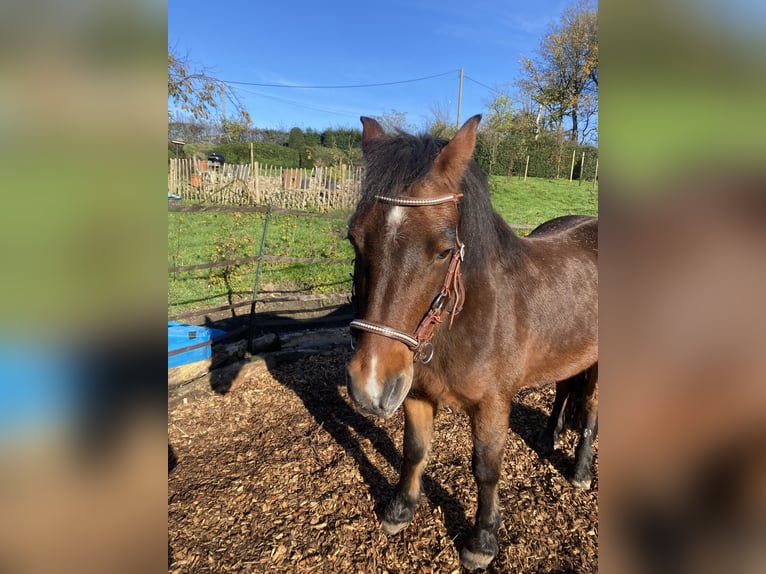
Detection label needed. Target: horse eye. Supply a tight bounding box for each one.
[436,248,452,260]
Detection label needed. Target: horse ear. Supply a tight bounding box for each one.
[433,114,482,185]
[360,116,385,155]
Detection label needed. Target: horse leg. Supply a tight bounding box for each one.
[571,363,598,489]
[381,396,436,535]
[460,400,510,571]
[537,377,573,455]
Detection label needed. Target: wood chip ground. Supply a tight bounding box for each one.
[168,350,597,573]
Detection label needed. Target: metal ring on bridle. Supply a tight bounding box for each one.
[415,341,435,364]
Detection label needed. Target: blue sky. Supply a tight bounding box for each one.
[168,0,574,132]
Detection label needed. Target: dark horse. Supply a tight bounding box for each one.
[346,115,598,571]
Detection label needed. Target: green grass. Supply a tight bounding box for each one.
[168,176,598,315]
[489,175,598,227]
[168,210,353,315]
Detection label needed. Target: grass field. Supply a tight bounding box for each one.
[168,211,351,314]
[489,175,598,224]
[168,176,597,315]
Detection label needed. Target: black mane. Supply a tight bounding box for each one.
[359,131,445,205]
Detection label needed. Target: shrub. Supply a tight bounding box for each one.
[208,142,300,167]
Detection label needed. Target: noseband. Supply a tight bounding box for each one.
[350,193,465,364]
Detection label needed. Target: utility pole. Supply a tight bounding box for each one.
[456,67,464,128]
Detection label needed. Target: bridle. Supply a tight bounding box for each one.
[350,193,465,364]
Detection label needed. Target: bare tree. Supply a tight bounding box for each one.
[423,101,456,139]
[373,109,411,133]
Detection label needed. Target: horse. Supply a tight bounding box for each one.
[345,115,598,571]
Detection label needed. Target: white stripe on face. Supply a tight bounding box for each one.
[385,205,406,236]
[365,355,380,404]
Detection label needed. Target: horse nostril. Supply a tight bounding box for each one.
[345,366,362,406]
[380,374,403,411]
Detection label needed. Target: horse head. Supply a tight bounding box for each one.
[346,115,481,418]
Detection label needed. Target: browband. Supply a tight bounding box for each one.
[373,193,463,206]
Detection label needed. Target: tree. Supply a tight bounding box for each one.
[219,118,252,144]
[168,49,250,139]
[420,101,455,139]
[252,128,288,145]
[321,128,361,152]
[374,109,411,133]
[318,128,362,166]
[168,51,217,121]
[287,127,305,150]
[168,115,219,148]
[481,92,515,176]
[304,128,322,148]
[519,0,597,143]
[287,127,314,168]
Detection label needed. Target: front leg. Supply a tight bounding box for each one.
[460,399,510,571]
[381,396,436,535]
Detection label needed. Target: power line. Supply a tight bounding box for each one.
[464,75,506,95]
[212,69,460,89]
[233,85,360,118]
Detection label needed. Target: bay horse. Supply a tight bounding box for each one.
[346,115,598,570]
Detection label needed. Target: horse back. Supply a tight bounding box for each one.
[528,215,598,256]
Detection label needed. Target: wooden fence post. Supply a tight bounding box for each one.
[579,151,586,185]
[169,158,175,196]
[523,155,530,182]
[254,161,260,204]
[569,149,577,181]
[593,158,599,189]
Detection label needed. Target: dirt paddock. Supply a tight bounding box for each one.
[168,348,597,573]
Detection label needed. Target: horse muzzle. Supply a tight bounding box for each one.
[346,356,413,419]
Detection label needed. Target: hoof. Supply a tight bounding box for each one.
[460,548,495,571]
[461,529,499,571]
[381,519,410,535]
[381,495,416,536]
[570,476,592,490]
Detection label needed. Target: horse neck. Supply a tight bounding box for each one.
[459,209,525,282]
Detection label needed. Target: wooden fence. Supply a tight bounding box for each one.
[168,158,363,211]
